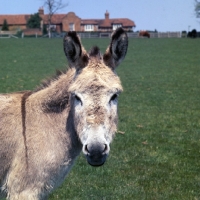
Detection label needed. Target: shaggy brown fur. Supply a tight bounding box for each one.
[0,27,128,200]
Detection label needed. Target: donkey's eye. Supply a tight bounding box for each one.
[109,94,118,104]
[74,95,82,105]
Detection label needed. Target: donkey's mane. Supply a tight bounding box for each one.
[34,69,68,93]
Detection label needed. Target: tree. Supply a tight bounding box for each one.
[43,0,68,38]
[2,19,9,31]
[188,29,197,38]
[27,13,42,29]
[43,24,48,35]
[195,0,200,18]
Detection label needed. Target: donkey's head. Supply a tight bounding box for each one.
[64,28,128,166]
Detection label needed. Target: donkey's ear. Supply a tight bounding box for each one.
[103,27,128,69]
[63,31,88,69]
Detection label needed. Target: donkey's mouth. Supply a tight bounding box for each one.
[86,154,107,167]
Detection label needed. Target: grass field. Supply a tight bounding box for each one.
[0,37,200,200]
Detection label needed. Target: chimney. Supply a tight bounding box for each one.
[105,10,109,20]
[38,7,44,15]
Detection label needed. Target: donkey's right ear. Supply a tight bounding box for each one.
[63,31,88,69]
[103,27,128,70]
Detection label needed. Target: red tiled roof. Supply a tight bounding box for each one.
[99,18,135,28]
[81,19,101,25]
[99,20,110,27]
[81,18,135,28]
[0,14,67,26]
[0,15,30,25]
[0,12,135,28]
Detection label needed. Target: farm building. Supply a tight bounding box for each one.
[0,8,135,33]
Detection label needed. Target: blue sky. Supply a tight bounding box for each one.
[1,0,199,32]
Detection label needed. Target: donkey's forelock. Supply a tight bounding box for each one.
[89,46,102,59]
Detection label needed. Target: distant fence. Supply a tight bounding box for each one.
[22,28,42,37]
[0,31,18,38]
[0,30,181,39]
[78,32,112,38]
[127,32,181,38]
[50,32,113,38]
[58,31,181,39]
[78,32,181,39]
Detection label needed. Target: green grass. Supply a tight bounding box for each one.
[0,37,200,199]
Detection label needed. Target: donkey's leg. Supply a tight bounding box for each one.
[8,190,47,200]
[7,177,46,200]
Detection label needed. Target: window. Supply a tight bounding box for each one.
[113,24,122,30]
[69,23,74,31]
[84,25,94,31]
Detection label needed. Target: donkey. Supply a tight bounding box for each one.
[0,27,128,200]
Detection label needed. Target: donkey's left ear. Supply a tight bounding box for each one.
[63,31,88,69]
[103,27,128,69]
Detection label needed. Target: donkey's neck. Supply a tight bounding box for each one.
[26,67,82,152]
[31,68,75,113]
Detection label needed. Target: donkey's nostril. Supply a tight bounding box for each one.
[85,145,90,154]
[103,144,109,154]
[84,144,109,155]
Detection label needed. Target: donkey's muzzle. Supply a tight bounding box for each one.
[84,144,109,167]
